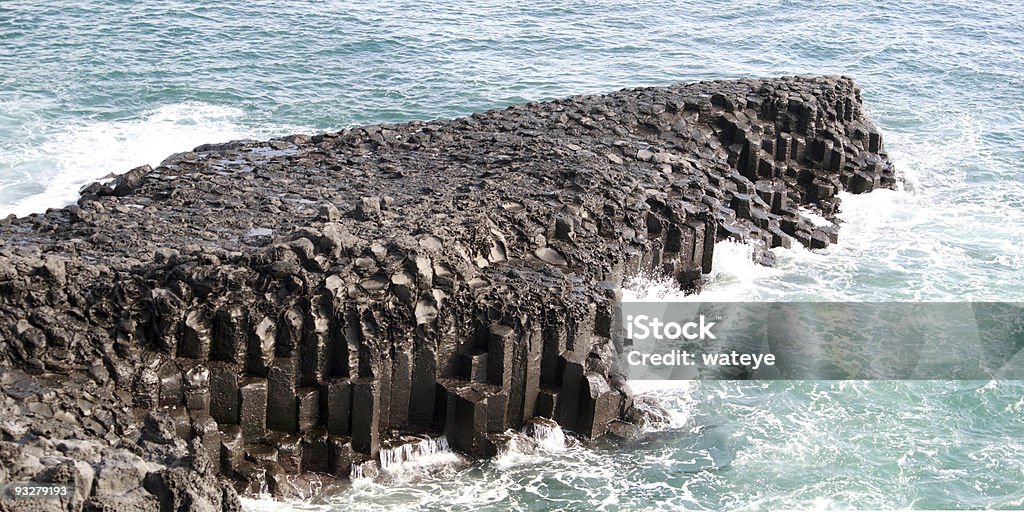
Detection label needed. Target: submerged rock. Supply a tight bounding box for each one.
[0,76,894,508]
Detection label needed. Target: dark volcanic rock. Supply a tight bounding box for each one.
[0,76,894,508]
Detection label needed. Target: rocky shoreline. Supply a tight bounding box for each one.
[0,76,894,511]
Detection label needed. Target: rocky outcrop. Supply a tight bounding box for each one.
[0,76,894,509]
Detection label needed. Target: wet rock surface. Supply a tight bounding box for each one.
[0,76,894,508]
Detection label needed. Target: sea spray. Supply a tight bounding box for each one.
[268,473,326,502]
[350,435,464,484]
[0,103,308,218]
[378,435,463,473]
[349,459,378,483]
[521,417,569,453]
[489,418,573,471]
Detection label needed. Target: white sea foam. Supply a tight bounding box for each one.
[797,206,833,228]
[527,421,568,452]
[490,420,572,470]
[239,498,296,512]
[626,380,697,395]
[0,103,306,218]
[624,240,781,304]
[378,435,464,475]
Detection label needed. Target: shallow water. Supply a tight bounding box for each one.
[3,1,1023,509]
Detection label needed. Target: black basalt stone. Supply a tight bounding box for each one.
[296,387,320,433]
[267,358,299,434]
[349,378,379,457]
[157,360,183,407]
[209,363,240,425]
[220,425,245,474]
[326,378,352,436]
[184,363,211,412]
[577,372,623,439]
[443,382,489,457]
[0,76,896,503]
[301,429,330,473]
[486,324,515,389]
[111,165,153,197]
[239,378,268,439]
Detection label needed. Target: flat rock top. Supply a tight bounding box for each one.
[0,76,878,277]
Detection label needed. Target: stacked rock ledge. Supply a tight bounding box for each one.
[0,76,895,509]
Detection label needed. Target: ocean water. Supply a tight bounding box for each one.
[3,1,1024,510]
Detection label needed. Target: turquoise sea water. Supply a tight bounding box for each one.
[3,1,1024,510]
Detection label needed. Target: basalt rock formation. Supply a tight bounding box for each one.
[0,76,894,510]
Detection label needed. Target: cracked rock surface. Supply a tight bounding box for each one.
[0,76,894,509]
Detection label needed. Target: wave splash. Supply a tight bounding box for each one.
[0,102,306,218]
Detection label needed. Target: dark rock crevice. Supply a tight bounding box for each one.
[0,76,894,509]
